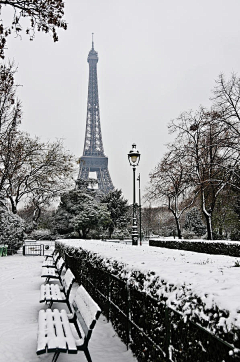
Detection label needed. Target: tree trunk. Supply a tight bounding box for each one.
[9,196,17,214]
[201,190,213,240]
[203,211,213,240]
[175,215,182,239]
[33,205,41,223]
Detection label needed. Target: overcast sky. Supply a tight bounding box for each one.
[4,0,240,203]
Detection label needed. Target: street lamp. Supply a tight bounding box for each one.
[137,173,142,245]
[128,143,140,245]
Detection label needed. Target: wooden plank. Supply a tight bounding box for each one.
[46,309,59,352]
[74,286,101,329]
[52,310,68,351]
[37,310,48,354]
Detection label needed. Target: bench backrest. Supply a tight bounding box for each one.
[72,286,101,344]
[56,257,65,276]
[53,252,60,264]
[45,248,57,260]
[62,269,75,298]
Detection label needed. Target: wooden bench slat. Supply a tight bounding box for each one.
[46,309,61,351]
[52,310,68,350]
[61,310,81,352]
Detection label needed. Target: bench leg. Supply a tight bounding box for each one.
[52,350,60,362]
[47,300,53,309]
[67,299,72,313]
[84,348,92,362]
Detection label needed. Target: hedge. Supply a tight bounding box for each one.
[56,240,240,362]
[149,239,240,257]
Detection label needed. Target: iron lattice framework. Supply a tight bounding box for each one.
[77,39,114,194]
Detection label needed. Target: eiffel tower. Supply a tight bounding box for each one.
[77,36,114,194]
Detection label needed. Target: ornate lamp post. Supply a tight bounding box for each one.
[128,144,140,245]
[137,173,142,245]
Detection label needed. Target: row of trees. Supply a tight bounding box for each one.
[0,63,76,251]
[146,74,240,240]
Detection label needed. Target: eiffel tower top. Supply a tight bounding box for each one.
[88,33,98,62]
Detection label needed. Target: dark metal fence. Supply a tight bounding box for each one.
[22,244,45,256]
[63,248,240,362]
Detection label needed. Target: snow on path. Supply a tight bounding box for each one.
[0,255,137,362]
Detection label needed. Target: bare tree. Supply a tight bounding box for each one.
[1,131,75,215]
[212,73,240,138]
[146,146,197,239]
[0,0,67,58]
[0,62,21,201]
[169,107,239,239]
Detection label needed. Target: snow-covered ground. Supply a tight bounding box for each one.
[59,239,240,332]
[0,253,137,362]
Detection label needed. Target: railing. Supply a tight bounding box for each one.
[63,249,240,362]
[22,244,45,256]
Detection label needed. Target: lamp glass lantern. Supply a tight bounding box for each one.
[128,143,140,167]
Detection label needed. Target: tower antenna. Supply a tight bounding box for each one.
[92,33,94,49]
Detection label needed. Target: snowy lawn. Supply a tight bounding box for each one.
[0,254,137,362]
[59,239,240,333]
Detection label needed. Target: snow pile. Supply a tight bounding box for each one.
[58,239,240,340]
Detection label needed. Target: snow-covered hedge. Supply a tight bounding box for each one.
[150,238,240,257]
[0,208,25,253]
[56,239,240,361]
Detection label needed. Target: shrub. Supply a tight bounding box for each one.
[0,208,25,253]
[29,228,55,240]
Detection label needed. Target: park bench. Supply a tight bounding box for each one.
[37,285,101,362]
[42,252,60,268]
[41,257,65,284]
[40,268,75,312]
[45,248,57,261]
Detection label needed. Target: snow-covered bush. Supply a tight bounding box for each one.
[0,208,25,253]
[29,228,55,240]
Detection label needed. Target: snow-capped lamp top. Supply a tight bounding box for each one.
[128,143,141,167]
[88,33,98,63]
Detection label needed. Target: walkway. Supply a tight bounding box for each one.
[0,254,137,362]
